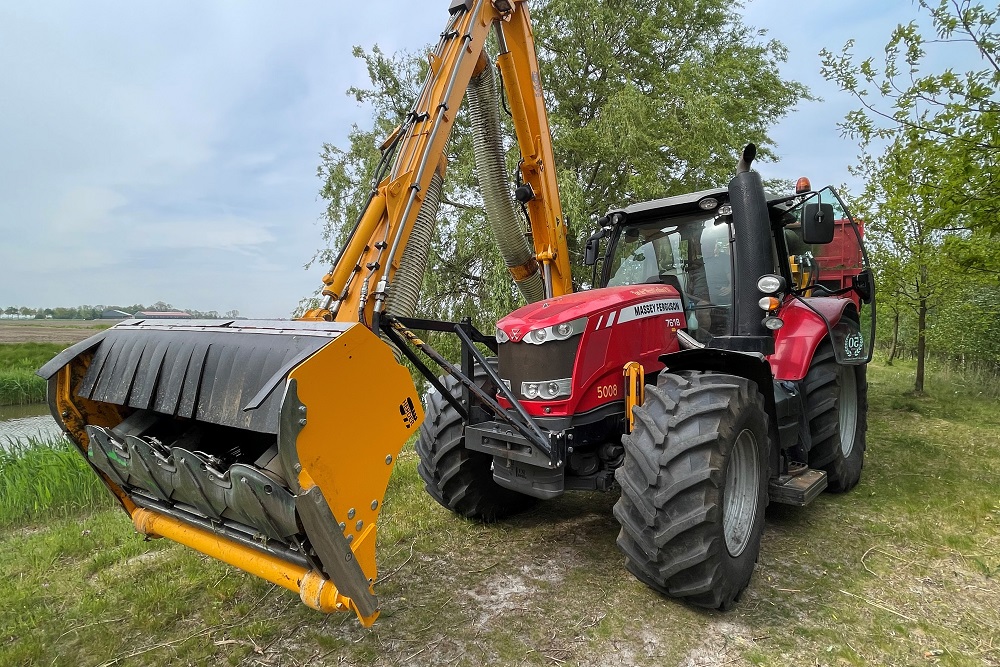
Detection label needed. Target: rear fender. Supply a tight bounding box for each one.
[770,298,854,381]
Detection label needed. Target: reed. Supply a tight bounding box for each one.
[0,435,112,527]
[0,343,65,406]
[0,369,46,406]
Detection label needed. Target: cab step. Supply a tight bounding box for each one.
[769,463,827,506]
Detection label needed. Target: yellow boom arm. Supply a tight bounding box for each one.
[304,0,572,324]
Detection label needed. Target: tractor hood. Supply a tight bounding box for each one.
[496,284,686,418]
[497,284,683,340]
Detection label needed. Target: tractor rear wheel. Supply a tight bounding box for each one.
[416,361,536,521]
[614,371,769,610]
[804,340,868,492]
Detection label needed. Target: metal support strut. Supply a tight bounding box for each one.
[381,316,555,463]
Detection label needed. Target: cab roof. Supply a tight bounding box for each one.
[603,185,801,227]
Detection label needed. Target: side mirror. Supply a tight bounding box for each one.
[802,202,835,244]
[584,227,609,266]
[852,270,874,304]
[584,237,600,266]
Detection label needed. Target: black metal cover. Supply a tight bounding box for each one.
[40,320,349,434]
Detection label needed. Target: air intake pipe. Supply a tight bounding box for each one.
[467,55,545,303]
[725,144,776,354]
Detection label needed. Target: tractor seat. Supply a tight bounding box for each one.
[644,273,684,298]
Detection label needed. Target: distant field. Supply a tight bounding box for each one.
[0,320,109,344]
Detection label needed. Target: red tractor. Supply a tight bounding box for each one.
[414,145,875,609]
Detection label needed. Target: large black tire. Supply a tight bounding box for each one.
[613,371,769,610]
[415,363,536,521]
[803,340,868,492]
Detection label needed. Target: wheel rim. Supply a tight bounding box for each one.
[723,428,760,558]
[838,367,859,457]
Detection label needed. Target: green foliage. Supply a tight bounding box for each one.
[0,342,67,369]
[823,2,1000,387]
[0,343,67,406]
[1,303,238,320]
[0,370,47,406]
[1,363,998,666]
[534,0,810,222]
[0,436,112,527]
[821,0,1000,235]
[312,0,810,339]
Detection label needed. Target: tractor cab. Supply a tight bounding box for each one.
[589,188,734,345]
[586,182,875,365]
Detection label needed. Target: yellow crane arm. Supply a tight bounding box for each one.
[303,0,572,325]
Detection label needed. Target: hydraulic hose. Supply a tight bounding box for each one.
[385,168,445,319]
[467,61,545,303]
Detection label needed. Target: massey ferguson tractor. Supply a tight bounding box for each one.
[40,0,874,625]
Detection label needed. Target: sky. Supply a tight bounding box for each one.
[0,1,966,318]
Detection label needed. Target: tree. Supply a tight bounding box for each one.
[313,0,810,332]
[1,307,13,319]
[534,0,810,222]
[821,0,1000,234]
[854,135,966,393]
[18,306,34,319]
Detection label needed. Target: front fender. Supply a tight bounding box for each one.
[770,297,853,381]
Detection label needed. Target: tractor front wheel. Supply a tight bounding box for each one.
[804,340,868,492]
[416,362,536,521]
[614,371,769,610]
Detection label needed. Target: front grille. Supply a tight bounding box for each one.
[498,335,581,399]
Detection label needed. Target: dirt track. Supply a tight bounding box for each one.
[0,320,107,344]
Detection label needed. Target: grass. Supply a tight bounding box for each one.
[0,360,996,666]
[0,342,67,406]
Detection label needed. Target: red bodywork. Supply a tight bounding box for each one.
[497,285,685,417]
[769,296,854,381]
[498,286,857,412]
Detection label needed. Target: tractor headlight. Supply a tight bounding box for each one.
[757,274,786,294]
[521,378,571,400]
[522,317,587,345]
[496,327,510,343]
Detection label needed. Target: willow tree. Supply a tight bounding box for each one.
[312,0,810,330]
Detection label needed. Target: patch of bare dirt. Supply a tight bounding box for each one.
[678,620,758,666]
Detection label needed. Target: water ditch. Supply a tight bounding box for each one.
[0,403,61,447]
